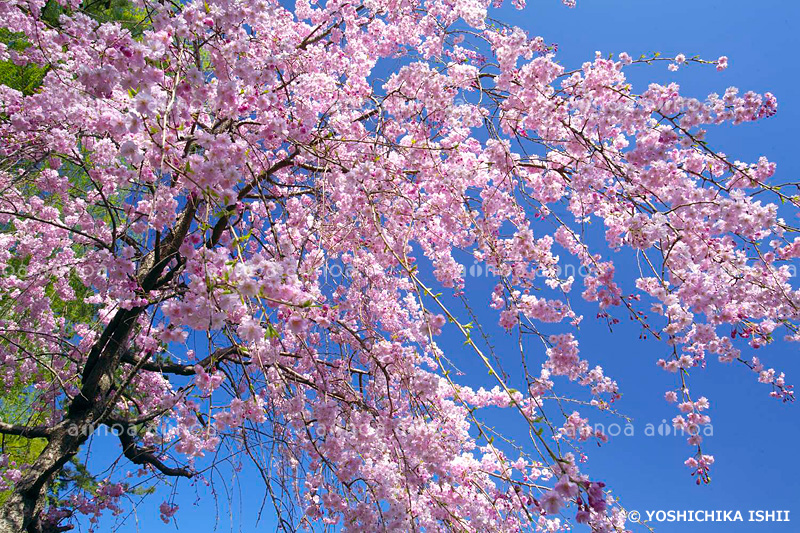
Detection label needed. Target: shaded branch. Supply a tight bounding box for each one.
[0,422,52,439]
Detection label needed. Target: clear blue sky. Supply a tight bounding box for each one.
[83,1,800,531]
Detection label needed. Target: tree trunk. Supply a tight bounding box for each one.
[0,200,196,532]
[0,423,91,533]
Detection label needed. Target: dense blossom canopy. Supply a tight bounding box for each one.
[0,0,797,531]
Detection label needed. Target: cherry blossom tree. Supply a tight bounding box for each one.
[0,0,797,531]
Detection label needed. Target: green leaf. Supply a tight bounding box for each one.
[265,323,279,338]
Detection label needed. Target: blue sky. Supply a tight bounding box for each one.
[82,1,800,531]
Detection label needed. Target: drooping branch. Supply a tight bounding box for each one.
[115,423,193,478]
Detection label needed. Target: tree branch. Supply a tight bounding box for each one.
[115,424,193,478]
[0,422,52,439]
[121,345,243,376]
